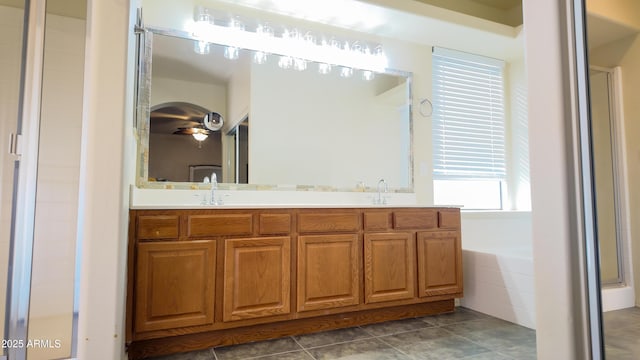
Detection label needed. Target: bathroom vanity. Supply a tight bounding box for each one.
[125,206,462,359]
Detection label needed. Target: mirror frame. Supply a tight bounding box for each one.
[135,26,414,193]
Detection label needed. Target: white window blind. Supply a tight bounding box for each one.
[432,47,506,180]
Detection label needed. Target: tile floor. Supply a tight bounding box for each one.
[146,306,640,359]
[147,307,536,360]
[603,307,640,360]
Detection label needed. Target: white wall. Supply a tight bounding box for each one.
[0,4,24,345]
[76,0,133,357]
[525,0,595,357]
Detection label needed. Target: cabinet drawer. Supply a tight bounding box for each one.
[393,210,437,230]
[259,214,291,235]
[137,215,179,240]
[298,212,360,233]
[188,214,253,237]
[364,212,391,231]
[438,209,461,229]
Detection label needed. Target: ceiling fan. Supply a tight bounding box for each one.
[173,125,211,141]
[150,102,224,142]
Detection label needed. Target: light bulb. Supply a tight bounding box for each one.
[253,24,274,64]
[361,44,372,56]
[340,66,353,78]
[228,16,245,31]
[195,7,211,24]
[225,46,239,60]
[192,7,212,38]
[318,62,332,75]
[193,132,208,141]
[254,51,268,64]
[303,31,316,46]
[194,40,210,55]
[351,41,362,54]
[278,56,293,69]
[329,38,340,49]
[257,23,274,37]
[374,45,385,59]
[222,17,244,60]
[293,58,307,71]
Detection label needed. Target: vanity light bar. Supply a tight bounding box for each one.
[187,11,388,73]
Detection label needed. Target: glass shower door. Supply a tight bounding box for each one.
[0,2,26,358]
[26,0,86,358]
[3,1,85,359]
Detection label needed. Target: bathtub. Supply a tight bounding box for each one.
[459,211,536,329]
[459,210,636,330]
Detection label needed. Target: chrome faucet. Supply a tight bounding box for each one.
[210,172,219,205]
[375,178,388,205]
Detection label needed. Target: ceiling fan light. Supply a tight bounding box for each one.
[192,132,208,141]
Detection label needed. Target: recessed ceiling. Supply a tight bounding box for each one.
[471,0,521,11]
[410,0,522,26]
[587,13,639,49]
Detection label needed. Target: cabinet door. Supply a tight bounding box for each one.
[135,240,216,333]
[223,237,291,321]
[364,233,416,303]
[417,231,462,297]
[297,234,359,312]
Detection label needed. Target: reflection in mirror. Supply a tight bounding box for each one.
[149,102,223,182]
[140,30,412,191]
[588,68,622,286]
[585,2,640,358]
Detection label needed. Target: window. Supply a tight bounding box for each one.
[432,47,506,210]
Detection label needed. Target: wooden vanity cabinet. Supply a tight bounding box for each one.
[223,236,291,321]
[135,240,216,332]
[126,207,461,360]
[296,210,361,313]
[417,231,462,297]
[364,232,416,304]
[417,208,464,297]
[297,233,360,312]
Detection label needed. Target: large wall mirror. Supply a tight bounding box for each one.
[136,28,413,192]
